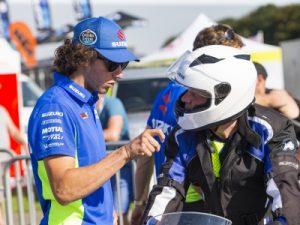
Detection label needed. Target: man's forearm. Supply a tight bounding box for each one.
[134,156,154,202]
[46,146,129,205]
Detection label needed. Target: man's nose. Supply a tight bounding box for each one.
[181,92,192,103]
[112,69,124,80]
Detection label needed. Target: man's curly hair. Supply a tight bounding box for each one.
[193,24,243,50]
[53,39,98,75]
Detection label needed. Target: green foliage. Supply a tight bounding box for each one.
[11,189,41,213]
[219,4,300,45]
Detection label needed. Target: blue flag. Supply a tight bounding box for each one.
[0,0,10,39]
[33,0,52,31]
[73,0,92,21]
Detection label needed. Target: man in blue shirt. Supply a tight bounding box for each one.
[28,17,164,225]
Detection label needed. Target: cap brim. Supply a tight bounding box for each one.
[96,48,140,63]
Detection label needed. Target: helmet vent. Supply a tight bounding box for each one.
[234,54,250,61]
[214,82,231,105]
[190,54,224,67]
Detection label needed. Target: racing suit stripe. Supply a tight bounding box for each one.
[266,178,283,212]
[148,186,177,220]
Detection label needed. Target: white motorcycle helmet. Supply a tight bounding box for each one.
[167,45,257,131]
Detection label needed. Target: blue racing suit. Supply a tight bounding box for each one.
[142,104,300,225]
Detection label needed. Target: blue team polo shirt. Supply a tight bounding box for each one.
[28,72,113,225]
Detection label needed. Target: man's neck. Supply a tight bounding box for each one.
[211,120,238,140]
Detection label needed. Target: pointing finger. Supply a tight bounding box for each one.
[146,128,165,142]
[144,134,160,151]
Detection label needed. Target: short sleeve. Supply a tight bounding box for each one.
[29,103,76,160]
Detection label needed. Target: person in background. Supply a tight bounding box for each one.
[96,94,133,225]
[254,61,300,120]
[0,105,28,225]
[28,17,164,225]
[0,105,28,152]
[131,24,244,225]
[254,62,300,162]
[142,45,300,225]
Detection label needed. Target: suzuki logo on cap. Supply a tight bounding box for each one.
[117,30,125,41]
[112,30,127,47]
[79,29,97,45]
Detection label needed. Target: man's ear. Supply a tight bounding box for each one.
[256,74,266,84]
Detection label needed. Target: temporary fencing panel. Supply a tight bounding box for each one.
[3,154,37,225]
[2,141,133,225]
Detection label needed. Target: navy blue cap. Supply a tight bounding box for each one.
[73,17,139,63]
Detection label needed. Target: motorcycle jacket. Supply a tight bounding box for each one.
[142,104,300,225]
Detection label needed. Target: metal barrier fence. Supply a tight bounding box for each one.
[1,141,134,225]
[3,154,35,225]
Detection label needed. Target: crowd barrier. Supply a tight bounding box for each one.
[0,141,133,225]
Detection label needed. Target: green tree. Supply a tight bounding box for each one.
[219,4,300,45]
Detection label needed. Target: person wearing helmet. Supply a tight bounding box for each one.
[131,25,244,225]
[141,45,300,225]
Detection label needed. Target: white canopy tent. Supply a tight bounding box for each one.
[0,38,21,74]
[137,14,284,89]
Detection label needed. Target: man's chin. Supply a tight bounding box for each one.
[98,87,111,94]
[98,90,107,94]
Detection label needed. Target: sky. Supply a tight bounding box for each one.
[6,0,300,59]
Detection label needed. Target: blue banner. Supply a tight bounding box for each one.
[32,0,52,31]
[0,0,10,39]
[73,0,92,21]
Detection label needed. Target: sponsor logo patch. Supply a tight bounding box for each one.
[41,118,62,125]
[42,126,63,134]
[112,41,127,47]
[68,84,86,99]
[151,119,172,135]
[117,30,125,41]
[177,71,185,80]
[42,111,64,117]
[80,112,88,119]
[43,142,64,149]
[279,161,299,169]
[282,138,295,151]
[159,92,171,114]
[79,29,97,45]
[42,134,64,141]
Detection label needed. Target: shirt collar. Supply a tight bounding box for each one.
[54,72,99,105]
[236,108,261,149]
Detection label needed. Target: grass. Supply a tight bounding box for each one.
[11,189,41,213]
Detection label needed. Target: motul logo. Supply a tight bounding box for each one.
[42,126,63,134]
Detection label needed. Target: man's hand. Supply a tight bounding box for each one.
[124,129,165,159]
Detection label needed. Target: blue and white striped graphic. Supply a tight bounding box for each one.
[0,0,10,39]
[73,0,92,21]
